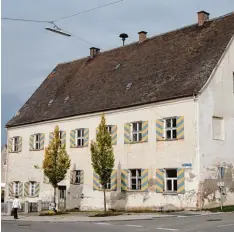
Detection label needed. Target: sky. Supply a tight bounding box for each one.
[1,0,234,145]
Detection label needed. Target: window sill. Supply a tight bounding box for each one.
[11,151,20,153]
[163,192,178,195]
[158,138,183,142]
[126,141,147,144]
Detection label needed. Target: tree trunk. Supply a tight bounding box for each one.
[103,187,107,213]
[53,187,57,212]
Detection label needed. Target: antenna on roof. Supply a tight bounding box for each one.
[119,33,128,46]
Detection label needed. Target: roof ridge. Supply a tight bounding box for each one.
[57,11,234,66]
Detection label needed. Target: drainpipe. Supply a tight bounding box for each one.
[193,93,201,209]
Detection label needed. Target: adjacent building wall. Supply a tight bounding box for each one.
[6,97,198,210]
[198,38,234,208]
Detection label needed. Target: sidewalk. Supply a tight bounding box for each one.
[1,211,222,223]
[1,213,175,223]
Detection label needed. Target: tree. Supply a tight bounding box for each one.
[42,125,71,212]
[90,114,115,212]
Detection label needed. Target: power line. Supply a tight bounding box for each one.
[1,0,124,24]
[1,17,53,24]
[55,0,124,22]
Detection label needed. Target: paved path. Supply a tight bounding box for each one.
[2,212,234,232]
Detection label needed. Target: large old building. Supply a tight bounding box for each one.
[5,11,234,211]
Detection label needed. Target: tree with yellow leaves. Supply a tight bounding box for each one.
[43,125,71,211]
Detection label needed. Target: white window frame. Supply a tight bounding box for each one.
[12,136,19,152]
[104,177,111,190]
[29,182,36,197]
[76,129,84,147]
[34,134,41,150]
[130,169,141,190]
[74,170,81,184]
[165,169,177,192]
[165,117,177,140]
[131,122,142,142]
[13,182,19,195]
[106,125,112,134]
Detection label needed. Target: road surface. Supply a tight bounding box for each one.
[2,212,234,232]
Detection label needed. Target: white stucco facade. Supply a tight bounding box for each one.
[5,38,234,211]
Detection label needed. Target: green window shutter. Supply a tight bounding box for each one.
[70,130,76,148]
[141,169,149,192]
[61,131,66,147]
[176,116,184,139]
[141,121,148,142]
[19,182,23,196]
[121,169,129,191]
[111,125,117,145]
[70,170,75,184]
[29,135,34,151]
[40,133,45,150]
[83,128,89,147]
[156,119,164,141]
[124,123,131,144]
[177,168,185,194]
[18,137,22,152]
[80,170,84,184]
[93,172,101,191]
[8,138,13,153]
[35,182,40,197]
[8,182,13,197]
[156,169,164,193]
[24,182,29,197]
[49,132,54,144]
[111,170,117,191]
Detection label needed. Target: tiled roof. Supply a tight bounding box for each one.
[6,12,234,127]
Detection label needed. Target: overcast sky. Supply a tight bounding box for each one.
[1,0,234,145]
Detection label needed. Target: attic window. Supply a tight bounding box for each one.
[48,99,53,106]
[126,83,132,90]
[115,64,121,70]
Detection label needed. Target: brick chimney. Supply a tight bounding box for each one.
[138,31,147,43]
[90,47,100,58]
[197,11,210,26]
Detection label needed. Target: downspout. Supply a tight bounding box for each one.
[193,93,201,209]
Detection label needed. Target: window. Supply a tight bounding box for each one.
[34,134,41,150]
[165,169,177,192]
[12,137,19,152]
[165,118,177,139]
[74,170,81,184]
[58,131,62,147]
[131,122,142,142]
[13,182,19,195]
[30,182,36,196]
[212,117,224,140]
[106,126,112,134]
[59,186,66,199]
[76,129,84,147]
[104,177,111,190]
[130,169,141,190]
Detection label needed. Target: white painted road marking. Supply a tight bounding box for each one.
[156,228,179,231]
[94,222,111,225]
[217,224,234,228]
[125,225,144,228]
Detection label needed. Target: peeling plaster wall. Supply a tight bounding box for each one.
[198,38,234,208]
[6,97,199,210]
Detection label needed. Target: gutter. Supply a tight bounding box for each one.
[198,35,234,95]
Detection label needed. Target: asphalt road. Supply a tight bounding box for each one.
[2,213,234,232]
